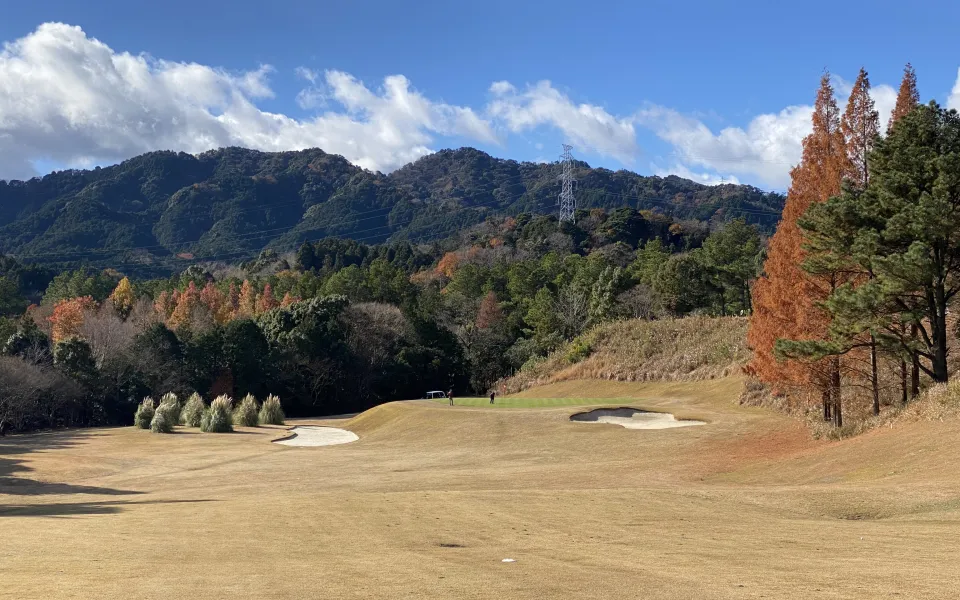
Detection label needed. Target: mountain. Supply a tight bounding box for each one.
[0,147,785,273]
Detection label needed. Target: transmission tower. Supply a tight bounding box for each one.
[557,144,577,223]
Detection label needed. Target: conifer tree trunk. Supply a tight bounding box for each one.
[831,357,842,428]
[870,335,880,415]
[911,324,920,398]
[822,388,831,421]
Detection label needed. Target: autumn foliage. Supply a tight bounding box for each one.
[49,296,96,343]
[747,73,850,397]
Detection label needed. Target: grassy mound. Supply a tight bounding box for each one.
[181,393,205,427]
[258,394,285,425]
[234,394,259,427]
[134,397,155,429]
[200,395,234,433]
[499,316,749,394]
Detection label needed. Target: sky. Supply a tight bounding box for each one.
[2,0,960,191]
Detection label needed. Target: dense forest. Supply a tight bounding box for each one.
[0,146,783,276]
[0,202,764,432]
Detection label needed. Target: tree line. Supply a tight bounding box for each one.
[748,64,958,428]
[0,204,765,433]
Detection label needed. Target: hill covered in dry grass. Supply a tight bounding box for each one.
[498,316,749,395]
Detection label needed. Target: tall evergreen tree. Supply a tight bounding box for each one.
[801,102,960,389]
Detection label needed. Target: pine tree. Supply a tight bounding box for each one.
[888,63,919,131]
[747,73,850,425]
[841,67,882,415]
[808,103,960,386]
[886,62,922,394]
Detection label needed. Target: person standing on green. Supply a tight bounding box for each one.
[448,389,454,407]
[489,391,496,405]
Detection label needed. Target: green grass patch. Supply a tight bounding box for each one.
[429,396,640,409]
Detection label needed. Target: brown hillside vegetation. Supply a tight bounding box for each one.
[5,378,960,598]
[499,316,748,395]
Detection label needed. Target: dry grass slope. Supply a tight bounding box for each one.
[500,316,749,394]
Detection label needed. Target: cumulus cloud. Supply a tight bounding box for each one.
[487,80,637,164]
[653,163,739,186]
[636,81,898,189]
[0,23,498,179]
[635,104,811,189]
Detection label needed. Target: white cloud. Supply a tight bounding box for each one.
[487,80,637,164]
[653,163,739,186]
[635,104,810,188]
[0,23,498,179]
[636,82,897,189]
[948,68,960,111]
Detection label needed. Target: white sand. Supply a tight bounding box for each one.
[570,408,705,430]
[273,426,359,446]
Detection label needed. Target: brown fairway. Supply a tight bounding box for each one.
[3,378,960,599]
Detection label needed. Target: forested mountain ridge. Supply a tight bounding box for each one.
[0,146,784,273]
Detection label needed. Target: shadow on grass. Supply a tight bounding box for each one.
[0,429,143,499]
[0,498,217,518]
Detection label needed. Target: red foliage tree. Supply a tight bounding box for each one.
[49,296,96,344]
[888,63,919,132]
[747,73,850,423]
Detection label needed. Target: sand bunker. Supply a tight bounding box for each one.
[273,426,359,446]
[570,408,705,430]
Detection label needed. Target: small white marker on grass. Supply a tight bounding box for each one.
[502,558,516,563]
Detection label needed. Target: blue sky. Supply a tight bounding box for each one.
[2,0,960,190]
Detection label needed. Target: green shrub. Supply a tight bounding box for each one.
[258,394,285,425]
[234,394,259,427]
[181,392,205,427]
[565,338,593,364]
[200,394,234,433]
[150,403,176,433]
[160,392,181,424]
[134,397,155,429]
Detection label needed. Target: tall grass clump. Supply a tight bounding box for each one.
[150,403,176,433]
[181,392,205,427]
[160,392,181,424]
[234,393,260,427]
[134,397,155,429]
[200,394,234,433]
[258,394,285,425]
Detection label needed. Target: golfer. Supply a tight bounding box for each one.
[489,391,496,405]
[448,389,454,406]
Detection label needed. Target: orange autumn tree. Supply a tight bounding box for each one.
[747,72,851,423]
[280,292,299,307]
[50,296,96,343]
[168,281,202,330]
[888,63,919,131]
[237,280,256,318]
[475,291,503,329]
[257,284,279,314]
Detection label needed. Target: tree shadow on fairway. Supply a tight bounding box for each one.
[0,429,143,499]
[0,498,218,518]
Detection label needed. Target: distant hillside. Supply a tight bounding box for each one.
[0,147,784,273]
